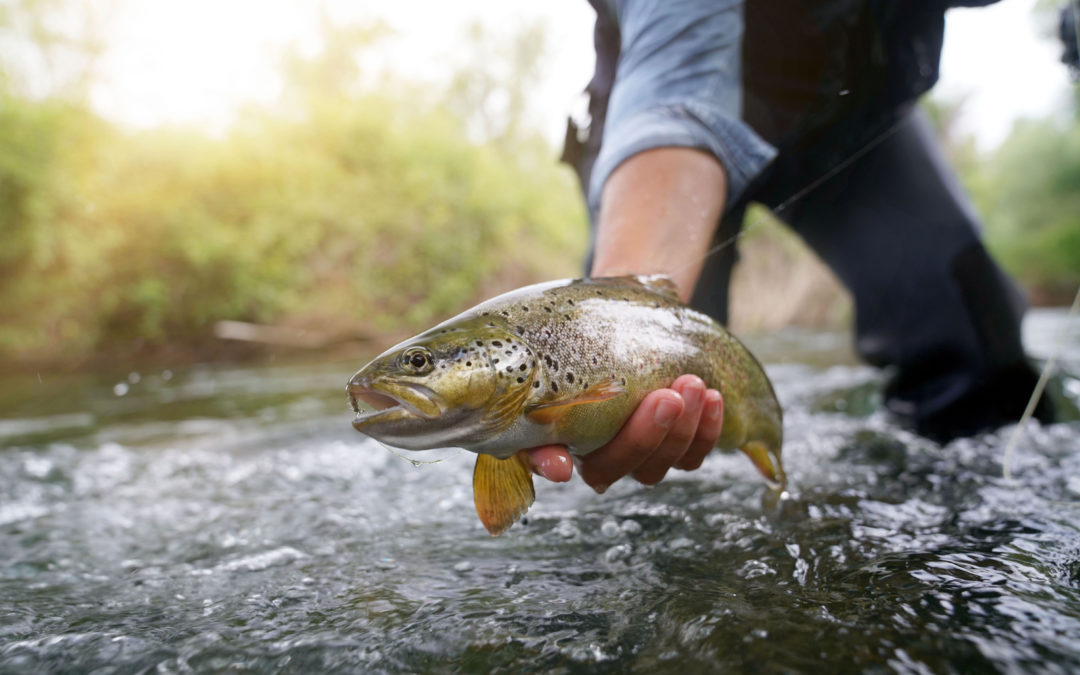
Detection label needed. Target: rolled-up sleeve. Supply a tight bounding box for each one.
[589,0,777,214]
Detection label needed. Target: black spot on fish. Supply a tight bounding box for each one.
[552,361,559,372]
[519,364,526,371]
[544,306,552,313]
[552,383,559,392]
[515,325,524,333]
[511,344,518,350]
[492,341,502,347]
[482,312,489,316]
[620,377,627,386]
[544,355,552,367]
[564,314,571,320]
[466,361,472,367]
[493,358,500,364]
[476,341,483,347]
[566,373,574,384]
[517,377,524,383]
[592,357,598,365]
[506,366,514,373]
[533,381,540,388]
[500,311,509,317]
[568,300,574,306]
[522,306,529,312]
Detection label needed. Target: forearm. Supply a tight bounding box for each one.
[589,147,728,303]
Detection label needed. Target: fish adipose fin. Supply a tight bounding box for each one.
[739,441,787,491]
[632,274,680,298]
[524,380,626,426]
[473,451,535,536]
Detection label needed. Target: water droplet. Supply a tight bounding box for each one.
[113,382,129,397]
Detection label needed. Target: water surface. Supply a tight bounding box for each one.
[2,309,1079,673]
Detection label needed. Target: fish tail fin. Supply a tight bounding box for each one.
[739,440,786,491]
[473,451,535,536]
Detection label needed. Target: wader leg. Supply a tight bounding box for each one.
[776,110,1052,439]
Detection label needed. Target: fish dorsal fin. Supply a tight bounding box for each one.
[632,274,680,299]
[473,451,535,536]
[524,379,626,426]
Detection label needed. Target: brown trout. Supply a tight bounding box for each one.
[347,275,784,535]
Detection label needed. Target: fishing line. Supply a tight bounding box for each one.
[1002,284,1080,480]
[371,437,466,467]
[671,117,906,278]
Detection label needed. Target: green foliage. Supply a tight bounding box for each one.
[0,21,587,365]
[979,116,1080,299]
[923,90,1080,303]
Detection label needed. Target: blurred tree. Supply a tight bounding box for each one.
[981,116,1080,303]
[443,20,548,146]
[0,11,586,366]
[0,0,110,99]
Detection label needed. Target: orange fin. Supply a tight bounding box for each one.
[740,440,786,491]
[473,451,535,536]
[524,379,626,426]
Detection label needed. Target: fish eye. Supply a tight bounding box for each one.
[401,347,434,374]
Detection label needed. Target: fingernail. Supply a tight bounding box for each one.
[682,383,703,410]
[537,454,571,482]
[654,398,681,428]
[704,392,722,422]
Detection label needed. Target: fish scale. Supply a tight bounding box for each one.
[347,275,784,535]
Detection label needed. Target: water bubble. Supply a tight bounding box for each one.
[620,519,643,536]
[112,382,129,397]
[127,371,141,384]
[453,561,474,572]
[668,537,695,551]
[1067,475,1080,499]
[554,520,580,539]
[605,544,631,563]
[600,519,621,538]
[161,369,173,381]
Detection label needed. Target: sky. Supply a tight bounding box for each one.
[87,0,1072,150]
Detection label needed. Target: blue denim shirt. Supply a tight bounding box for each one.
[588,0,778,215]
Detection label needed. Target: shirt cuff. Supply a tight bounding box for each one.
[587,100,777,215]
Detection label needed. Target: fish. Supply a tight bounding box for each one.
[347,275,784,536]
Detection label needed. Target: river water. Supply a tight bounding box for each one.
[2,309,1079,673]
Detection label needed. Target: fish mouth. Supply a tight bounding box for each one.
[347,378,443,430]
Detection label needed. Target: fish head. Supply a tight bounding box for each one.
[347,320,537,450]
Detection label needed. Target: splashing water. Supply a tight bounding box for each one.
[1,310,1078,673]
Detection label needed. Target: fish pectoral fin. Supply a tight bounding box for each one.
[523,380,626,426]
[473,451,535,536]
[739,440,786,491]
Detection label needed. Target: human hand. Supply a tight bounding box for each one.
[524,374,724,492]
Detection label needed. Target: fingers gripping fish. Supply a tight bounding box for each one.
[347,275,784,536]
